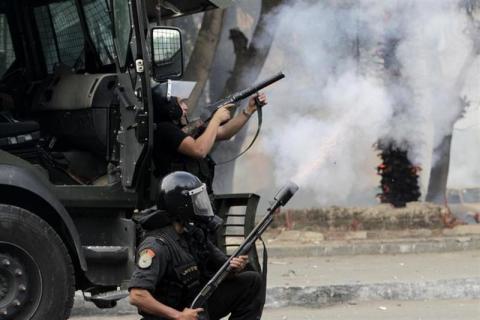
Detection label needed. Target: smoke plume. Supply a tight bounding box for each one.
[233,0,480,208]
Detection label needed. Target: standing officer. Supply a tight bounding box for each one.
[151,83,268,194]
[129,171,264,320]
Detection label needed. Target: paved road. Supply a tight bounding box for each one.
[266,250,480,287]
[70,250,480,317]
[70,299,480,320]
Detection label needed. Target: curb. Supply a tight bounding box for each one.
[264,236,480,257]
[71,277,480,316]
[272,203,446,231]
[266,277,480,308]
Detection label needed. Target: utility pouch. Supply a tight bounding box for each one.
[174,262,201,289]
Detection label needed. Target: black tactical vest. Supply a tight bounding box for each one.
[146,227,201,311]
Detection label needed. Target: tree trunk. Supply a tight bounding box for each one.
[425,134,453,203]
[183,9,225,112]
[212,0,284,193]
[425,6,480,202]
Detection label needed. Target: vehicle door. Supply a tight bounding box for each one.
[112,0,151,190]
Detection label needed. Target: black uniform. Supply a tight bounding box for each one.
[153,122,216,194]
[128,224,264,320]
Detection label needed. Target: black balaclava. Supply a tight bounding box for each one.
[152,83,183,123]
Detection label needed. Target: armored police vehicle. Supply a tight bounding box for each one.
[0,1,262,319]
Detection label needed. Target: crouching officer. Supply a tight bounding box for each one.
[129,171,264,320]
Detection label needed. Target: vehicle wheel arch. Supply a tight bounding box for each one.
[0,184,87,282]
[0,203,76,319]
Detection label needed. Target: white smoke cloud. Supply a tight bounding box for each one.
[396,2,474,162]
[448,105,480,188]
[233,0,480,208]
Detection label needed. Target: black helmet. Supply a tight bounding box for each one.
[158,171,214,223]
[152,83,182,122]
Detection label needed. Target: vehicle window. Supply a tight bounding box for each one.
[0,14,15,77]
[83,0,115,66]
[446,191,461,204]
[152,29,181,65]
[34,6,60,73]
[113,0,131,68]
[462,189,480,203]
[35,0,85,73]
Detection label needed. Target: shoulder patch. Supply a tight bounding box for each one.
[138,248,156,269]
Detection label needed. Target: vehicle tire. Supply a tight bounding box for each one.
[0,204,75,320]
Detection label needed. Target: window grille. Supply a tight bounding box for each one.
[34,6,59,73]
[153,29,180,65]
[83,0,115,65]
[34,0,85,73]
[50,1,84,69]
[0,14,15,77]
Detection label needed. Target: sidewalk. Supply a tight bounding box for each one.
[262,225,480,257]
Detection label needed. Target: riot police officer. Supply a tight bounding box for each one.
[151,83,268,194]
[128,171,264,320]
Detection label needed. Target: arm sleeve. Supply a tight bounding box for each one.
[155,122,188,151]
[128,238,169,292]
[207,240,228,269]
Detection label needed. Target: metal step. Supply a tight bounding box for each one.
[84,289,129,309]
[82,246,129,263]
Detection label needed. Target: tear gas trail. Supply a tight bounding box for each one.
[292,130,340,185]
[262,71,393,206]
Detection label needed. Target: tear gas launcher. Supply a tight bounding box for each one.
[182,72,285,137]
[190,181,299,309]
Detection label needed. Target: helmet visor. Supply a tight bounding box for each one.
[187,183,214,217]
